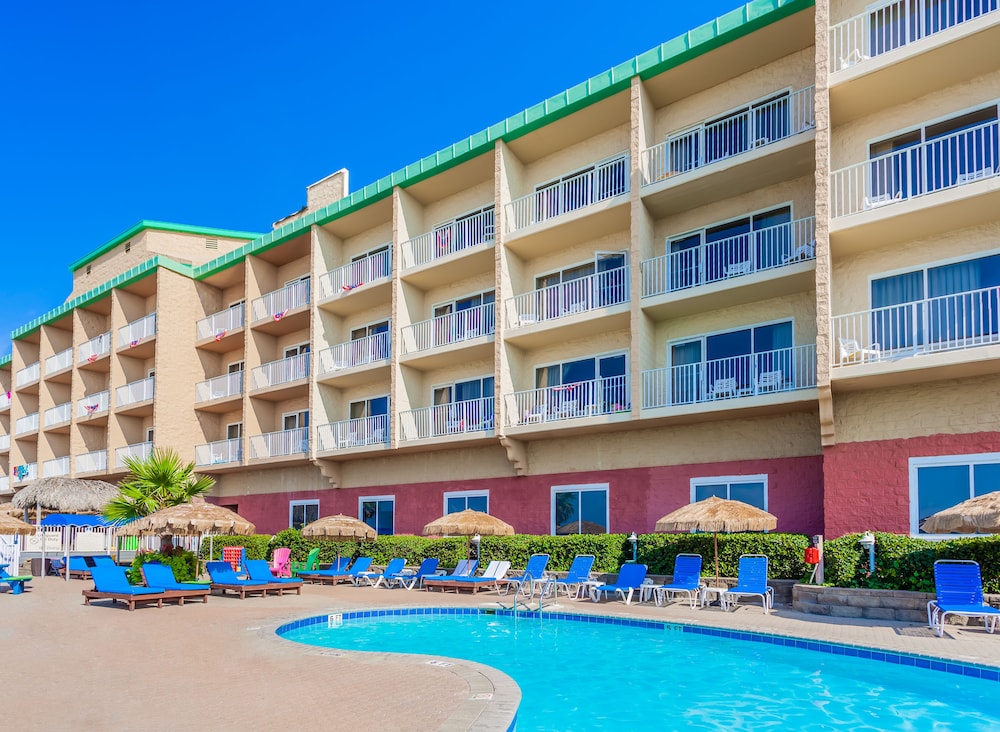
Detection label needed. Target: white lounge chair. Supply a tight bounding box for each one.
[708,377,741,400]
[838,338,881,364]
[756,370,784,394]
[725,260,752,278]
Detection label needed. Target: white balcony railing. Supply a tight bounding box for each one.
[508,267,629,328]
[831,0,998,72]
[506,156,628,234]
[195,372,244,403]
[832,287,1000,366]
[506,376,630,427]
[831,119,999,218]
[641,217,816,298]
[401,303,495,355]
[319,249,392,298]
[42,456,71,478]
[0,434,8,451]
[75,450,108,474]
[403,209,496,268]
[15,412,39,435]
[196,303,245,341]
[399,398,495,441]
[77,390,110,417]
[0,391,9,410]
[195,438,242,467]
[118,312,157,348]
[249,428,309,459]
[117,441,153,467]
[13,462,37,482]
[0,476,8,493]
[317,332,390,375]
[15,362,40,387]
[252,279,311,322]
[116,376,155,407]
[79,331,111,364]
[251,354,309,390]
[316,415,390,450]
[43,402,72,428]
[641,87,815,186]
[641,344,817,409]
[45,348,73,375]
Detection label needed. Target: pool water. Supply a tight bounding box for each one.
[280,611,1000,731]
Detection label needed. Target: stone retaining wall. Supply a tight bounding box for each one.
[793,584,1000,624]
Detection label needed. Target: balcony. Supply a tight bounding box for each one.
[641,345,818,415]
[505,376,630,428]
[75,449,108,475]
[42,456,70,478]
[402,210,495,287]
[195,438,242,468]
[79,331,112,366]
[318,249,392,314]
[641,217,816,318]
[251,279,310,333]
[45,347,74,379]
[77,390,110,419]
[316,415,389,454]
[15,362,40,388]
[250,354,309,399]
[316,333,390,387]
[0,391,9,411]
[15,412,39,436]
[13,462,37,483]
[195,372,244,411]
[399,398,495,443]
[195,304,245,352]
[118,312,157,356]
[117,441,152,468]
[505,268,629,349]
[830,120,1000,254]
[831,286,1000,387]
[400,304,495,369]
[116,376,155,414]
[504,156,629,258]
[0,434,9,452]
[0,476,8,494]
[248,427,308,460]
[43,402,72,430]
[640,88,815,217]
[829,1,1000,125]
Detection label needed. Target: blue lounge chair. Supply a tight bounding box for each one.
[206,560,272,599]
[928,560,1000,637]
[82,565,171,611]
[298,557,373,585]
[361,558,408,587]
[0,564,32,595]
[497,554,550,598]
[721,555,773,614]
[387,558,441,590]
[654,554,704,608]
[244,560,305,591]
[591,563,648,605]
[425,561,511,594]
[551,555,595,599]
[138,563,211,604]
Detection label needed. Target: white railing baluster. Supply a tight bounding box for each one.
[505,376,630,427]
[251,279,311,322]
[401,303,496,355]
[15,362,40,387]
[75,450,107,474]
[317,332,390,374]
[116,376,155,407]
[508,266,629,328]
[195,372,244,403]
[15,412,39,435]
[195,438,243,466]
[249,428,309,459]
[77,390,110,417]
[196,304,245,341]
[116,441,153,467]
[0,435,9,451]
[250,354,309,390]
[318,248,392,298]
[43,402,72,427]
[42,456,71,478]
[45,348,74,375]
[118,312,157,348]
[398,397,495,441]
[402,210,495,269]
[78,331,112,364]
[316,415,390,451]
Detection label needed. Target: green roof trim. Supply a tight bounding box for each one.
[0,353,10,368]
[69,220,262,273]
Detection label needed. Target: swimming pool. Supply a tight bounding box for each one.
[279,608,1000,731]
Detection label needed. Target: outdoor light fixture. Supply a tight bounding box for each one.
[627,532,638,562]
[470,533,481,559]
[859,531,876,573]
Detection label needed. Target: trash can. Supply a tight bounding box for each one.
[30,558,44,577]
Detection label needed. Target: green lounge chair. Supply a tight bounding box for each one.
[290,547,321,577]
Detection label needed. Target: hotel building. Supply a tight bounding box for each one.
[2,0,998,540]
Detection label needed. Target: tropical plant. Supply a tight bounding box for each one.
[103,448,215,522]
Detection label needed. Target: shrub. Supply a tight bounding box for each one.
[199,534,273,561]
[129,548,198,584]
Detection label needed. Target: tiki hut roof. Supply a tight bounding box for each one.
[921,492,1000,534]
[654,496,777,534]
[422,509,514,537]
[11,478,120,513]
[0,513,35,536]
[116,496,255,537]
[300,514,376,540]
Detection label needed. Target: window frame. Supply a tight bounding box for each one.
[690,474,769,512]
[909,453,1000,537]
[550,483,610,536]
[359,494,395,536]
[443,490,490,516]
[667,318,796,367]
[667,202,795,254]
[289,499,319,530]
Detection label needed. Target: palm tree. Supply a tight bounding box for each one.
[104,448,215,523]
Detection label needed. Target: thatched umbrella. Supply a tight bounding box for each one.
[423,509,514,561]
[655,496,777,585]
[12,477,119,518]
[921,492,1000,534]
[301,514,376,564]
[0,513,35,536]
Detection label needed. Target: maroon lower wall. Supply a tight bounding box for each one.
[218,455,824,537]
[823,431,1000,539]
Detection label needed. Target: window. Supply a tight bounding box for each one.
[535,352,628,416]
[534,155,627,223]
[227,361,244,374]
[351,243,391,280]
[283,410,309,430]
[282,343,310,381]
[349,320,390,365]
[360,495,395,535]
[868,0,998,57]
[552,484,608,535]
[910,454,1000,535]
[692,475,768,511]
[432,291,496,344]
[145,427,154,444]
[534,252,628,316]
[226,422,242,440]
[432,376,495,433]
[290,500,319,530]
[433,205,494,257]
[444,490,489,515]
[349,396,389,445]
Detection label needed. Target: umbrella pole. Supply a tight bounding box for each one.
[714,532,720,586]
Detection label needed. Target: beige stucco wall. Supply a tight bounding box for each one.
[829,0,868,26]
[422,180,494,233]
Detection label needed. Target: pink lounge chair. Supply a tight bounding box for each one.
[271,547,292,578]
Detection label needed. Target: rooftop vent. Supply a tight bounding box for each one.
[206,239,219,250]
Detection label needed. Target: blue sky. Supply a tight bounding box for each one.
[0,0,744,349]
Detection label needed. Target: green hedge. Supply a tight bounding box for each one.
[129,549,198,584]
[823,532,1000,593]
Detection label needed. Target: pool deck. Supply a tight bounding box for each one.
[5,576,1000,731]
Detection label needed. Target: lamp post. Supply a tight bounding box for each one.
[470,533,481,561]
[627,532,638,562]
[859,531,876,574]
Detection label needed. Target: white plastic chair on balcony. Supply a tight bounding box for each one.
[756,371,784,394]
[838,338,881,364]
[784,241,815,263]
[955,165,998,185]
[707,377,742,400]
[517,312,539,327]
[863,190,902,210]
[725,260,752,278]
[839,48,870,70]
